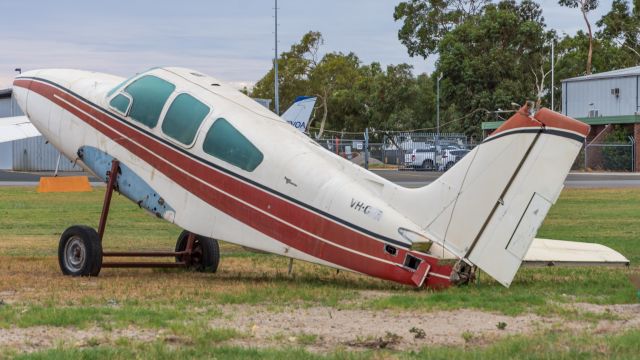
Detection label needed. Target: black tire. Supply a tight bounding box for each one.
[175,230,220,273]
[445,162,455,171]
[421,160,434,171]
[58,225,103,277]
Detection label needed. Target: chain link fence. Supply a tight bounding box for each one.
[313,131,477,171]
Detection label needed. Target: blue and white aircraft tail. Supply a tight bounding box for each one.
[281,96,316,132]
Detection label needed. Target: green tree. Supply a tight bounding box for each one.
[436,0,551,136]
[558,0,599,74]
[597,0,640,63]
[251,31,322,114]
[394,0,488,59]
[252,31,436,136]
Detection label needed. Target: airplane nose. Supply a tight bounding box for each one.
[12,70,41,116]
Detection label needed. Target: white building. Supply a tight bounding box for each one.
[0,88,80,171]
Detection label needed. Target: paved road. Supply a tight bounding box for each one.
[2,169,640,188]
[371,170,640,189]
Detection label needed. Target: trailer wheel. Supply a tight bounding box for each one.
[58,225,103,277]
[175,231,220,273]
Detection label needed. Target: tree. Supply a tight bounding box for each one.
[251,31,322,114]
[393,0,488,59]
[436,0,551,136]
[597,0,640,63]
[558,0,599,74]
[252,31,437,136]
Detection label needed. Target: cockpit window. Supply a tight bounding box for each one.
[202,118,263,172]
[109,94,131,115]
[123,75,175,128]
[162,93,210,145]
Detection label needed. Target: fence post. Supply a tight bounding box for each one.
[364,128,369,170]
[584,139,588,170]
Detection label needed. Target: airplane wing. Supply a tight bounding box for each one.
[523,238,629,266]
[281,96,316,132]
[0,116,41,143]
[435,238,629,266]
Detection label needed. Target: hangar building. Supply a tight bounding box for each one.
[483,66,640,171]
[0,88,80,171]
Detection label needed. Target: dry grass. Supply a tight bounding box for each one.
[0,186,639,358]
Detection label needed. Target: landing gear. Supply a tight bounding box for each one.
[175,230,220,272]
[58,225,103,276]
[57,158,220,276]
[450,260,476,285]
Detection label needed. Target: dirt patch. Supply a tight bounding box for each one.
[209,305,554,351]
[0,326,161,353]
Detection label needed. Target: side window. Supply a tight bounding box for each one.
[202,118,263,172]
[109,94,131,115]
[123,75,175,128]
[162,94,210,145]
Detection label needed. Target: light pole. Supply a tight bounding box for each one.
[551,40,555,111]
[273,0,280,115]
[436,73,443,165]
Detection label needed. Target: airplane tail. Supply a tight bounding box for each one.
[281,96,317,132]
[391,103,589,286]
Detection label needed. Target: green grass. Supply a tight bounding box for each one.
[0,186,639,358]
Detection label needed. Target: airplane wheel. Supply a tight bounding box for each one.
[58,225,103,277]
[175,230,220,273]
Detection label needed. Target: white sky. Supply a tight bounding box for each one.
[0,0,613,90]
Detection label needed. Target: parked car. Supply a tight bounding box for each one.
[439,149,471,171]
[404,147,437,170]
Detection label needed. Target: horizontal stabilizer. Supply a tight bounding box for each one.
[0,116,41,143]
[523,238,629,266]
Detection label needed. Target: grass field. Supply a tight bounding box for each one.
[0,186,638,359]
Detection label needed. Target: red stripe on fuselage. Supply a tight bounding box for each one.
[17,78,448,286]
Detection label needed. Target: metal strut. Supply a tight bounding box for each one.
[98,159,197,268]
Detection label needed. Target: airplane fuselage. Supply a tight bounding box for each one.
[13,68,453,287]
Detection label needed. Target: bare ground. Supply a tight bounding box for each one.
[0,326,161,353]
[0,302,639,354]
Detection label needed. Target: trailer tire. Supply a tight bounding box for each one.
[175,231,220,273]
[58,225,103,277]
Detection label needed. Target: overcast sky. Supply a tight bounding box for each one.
[0,0,613,90]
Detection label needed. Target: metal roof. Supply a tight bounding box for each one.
[562,66,640,82]
[482,114,640,131]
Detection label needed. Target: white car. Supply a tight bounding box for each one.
[439,148,470,171]
[404,147,437,170]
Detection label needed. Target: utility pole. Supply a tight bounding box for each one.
[436,73,443,164]
[364,128,369,170]
[274,0,280,115]
[551,40,555,111]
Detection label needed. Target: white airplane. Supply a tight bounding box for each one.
[11,67,627,288]
[0,95,316,143]
[280,96,316,132]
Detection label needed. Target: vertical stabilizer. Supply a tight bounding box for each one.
[281,96,317,132]
[390,104,589,286]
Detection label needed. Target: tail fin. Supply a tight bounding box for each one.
[281,96,317,132]
[391,104,589,286]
